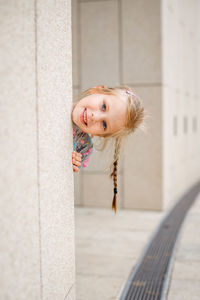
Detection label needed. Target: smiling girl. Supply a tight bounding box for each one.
[71,85,146,213]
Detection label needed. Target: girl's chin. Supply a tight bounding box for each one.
[79,122,88,133]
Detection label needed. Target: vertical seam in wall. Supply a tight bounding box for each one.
[34,1,43,299]
[118,0,123,85]
[77,0,84,206]
[77,1,82,98]
[161,0,164,210]
[118,0,125,208]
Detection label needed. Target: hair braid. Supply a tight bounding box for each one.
[110,139,120,213]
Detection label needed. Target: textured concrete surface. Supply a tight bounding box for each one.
[75,191,200,300]
[167,192,200,300]
[0,1,74,299]
[0,1,40,298]
[75,207,165,300]
[36,1,74,299]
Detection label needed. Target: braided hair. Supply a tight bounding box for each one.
[110,138,120,213]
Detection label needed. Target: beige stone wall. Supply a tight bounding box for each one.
[0,1,75,299]
[162,0,200,210]
[72,0,200,211]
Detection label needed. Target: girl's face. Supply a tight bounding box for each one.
[72,93,127,137]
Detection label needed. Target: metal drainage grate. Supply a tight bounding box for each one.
[120,181,200,300]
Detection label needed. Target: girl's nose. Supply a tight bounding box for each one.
[91,111,103,122]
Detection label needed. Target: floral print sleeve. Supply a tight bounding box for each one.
[72,122,93,168]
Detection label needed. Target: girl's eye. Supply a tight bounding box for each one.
[102,103,106,111]
[103,120,107,130]
[102,102,107,130]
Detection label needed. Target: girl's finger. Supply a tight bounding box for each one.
[73,165,79,172]
[72,157,80,164]
[73,159,81,167]
[73,150,82,156]
[75,156,82,162]
[72,152,82,160]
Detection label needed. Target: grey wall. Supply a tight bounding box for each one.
[72,0,200,211]
[0,1,75,299]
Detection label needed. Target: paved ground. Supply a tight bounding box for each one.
[75,192,200,300]
[167,192,200,300]
[74,207,165,300]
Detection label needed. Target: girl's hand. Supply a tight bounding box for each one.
[72,151,82,172]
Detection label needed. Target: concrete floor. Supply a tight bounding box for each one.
[74,207,164,300]
[74,191,200,300]
[167,192,200,300]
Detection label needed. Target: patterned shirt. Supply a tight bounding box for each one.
[72,122,93,168]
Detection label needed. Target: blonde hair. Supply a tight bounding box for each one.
[73,85,147,213]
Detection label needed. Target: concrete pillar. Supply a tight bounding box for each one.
[0,1,75,299]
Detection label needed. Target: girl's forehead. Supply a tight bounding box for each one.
[85,93,128,114]
[106,93,128,107]
[106,94,127,132]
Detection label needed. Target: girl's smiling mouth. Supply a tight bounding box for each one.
[80,108,87,126]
